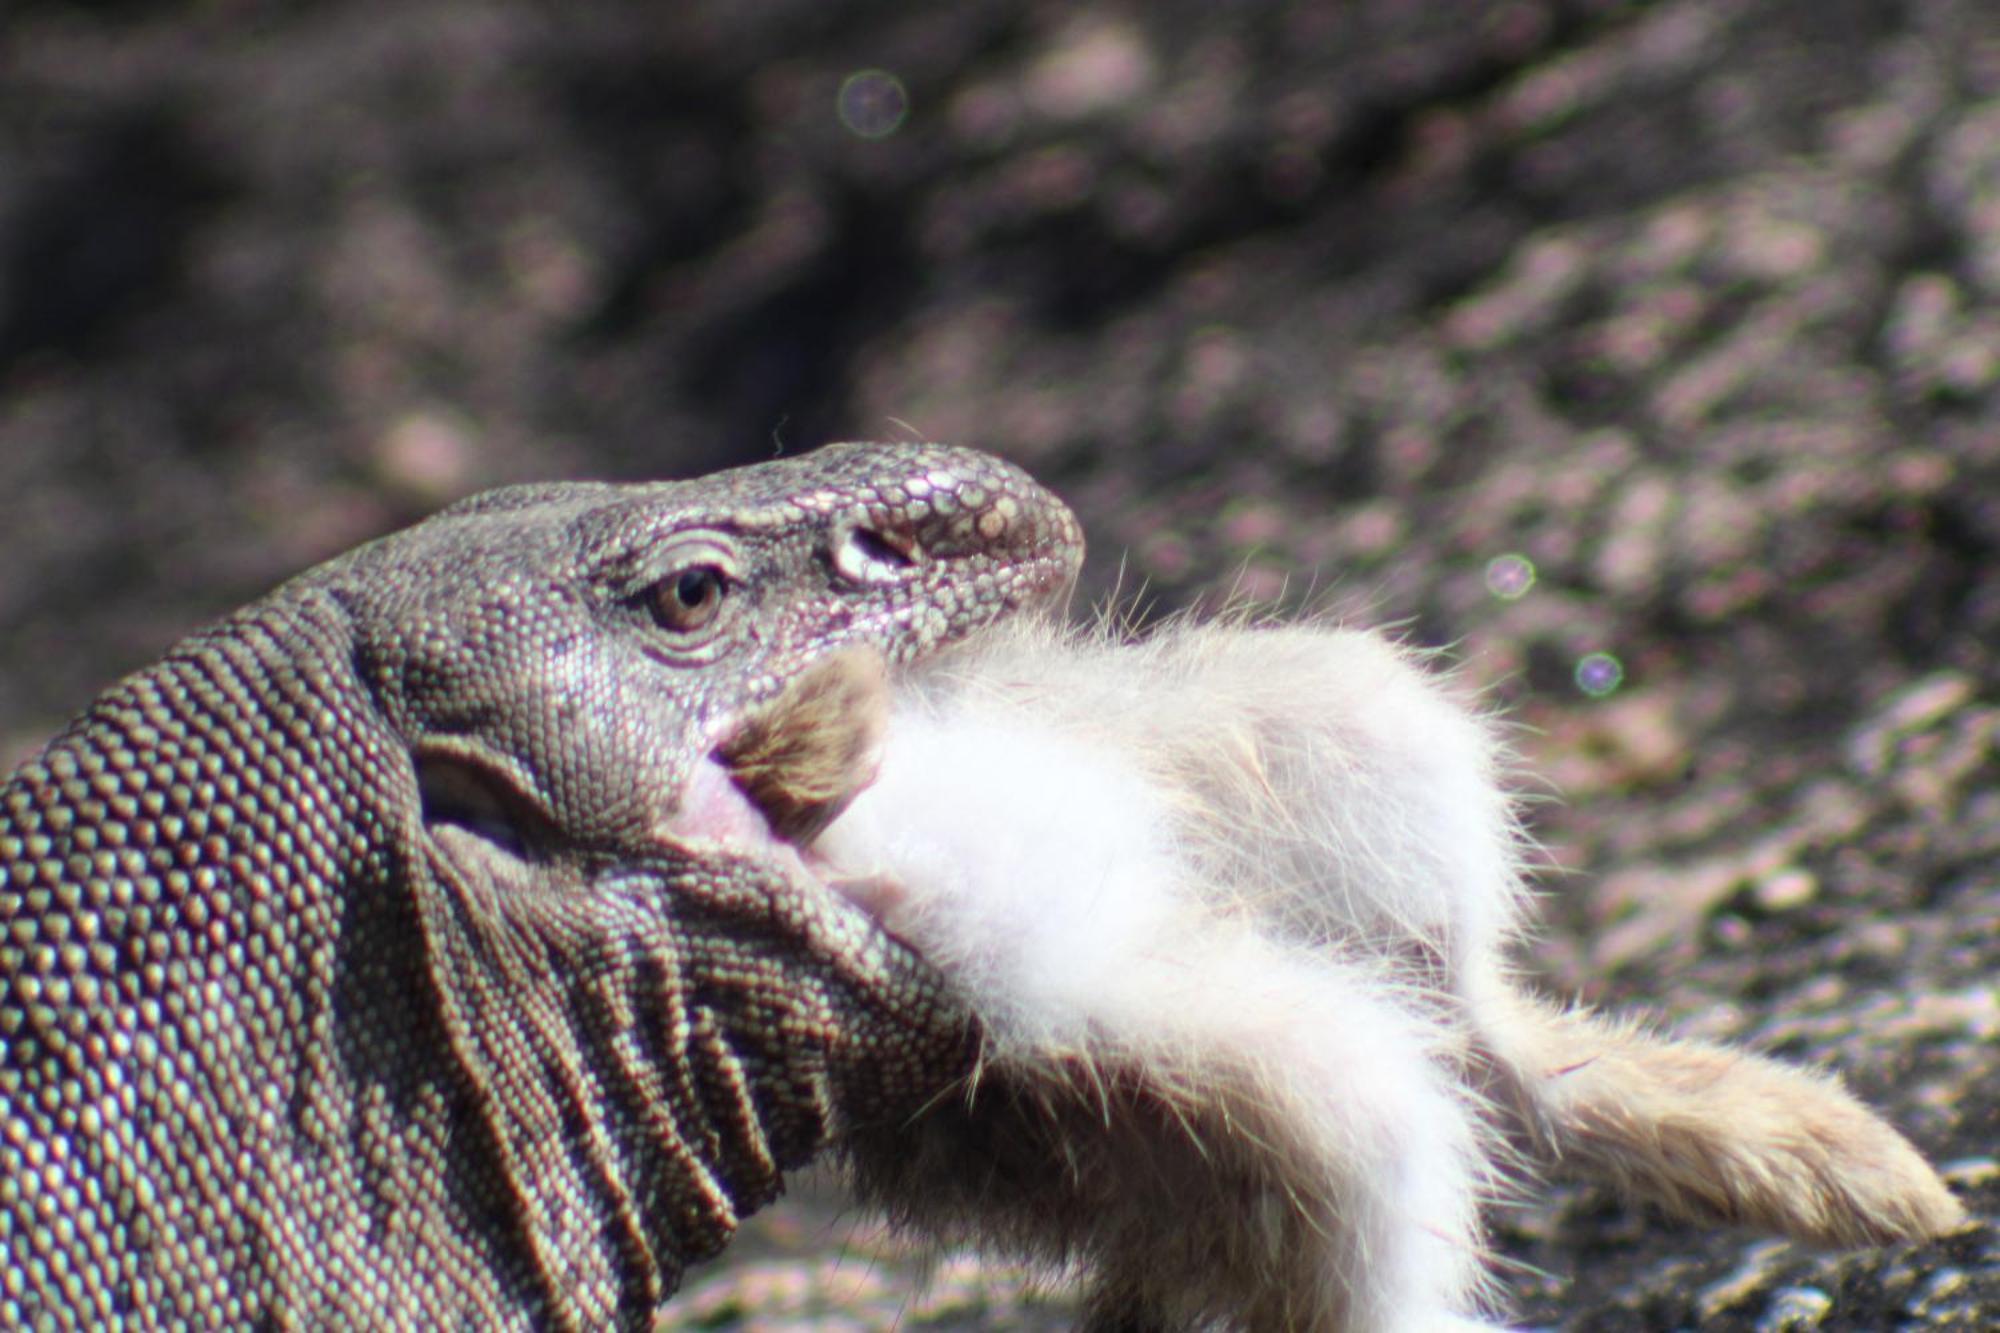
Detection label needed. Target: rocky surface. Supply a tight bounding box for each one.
[2,1,1995,1327]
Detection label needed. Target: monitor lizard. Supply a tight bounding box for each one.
[0,442,1081,1329]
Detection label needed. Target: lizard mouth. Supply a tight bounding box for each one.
[663,649,895,900]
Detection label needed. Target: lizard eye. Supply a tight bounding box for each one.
[652,565,729,633]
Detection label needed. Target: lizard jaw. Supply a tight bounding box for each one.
[665,752,807,855]
[663,752,900,911]
[659,649,893,898]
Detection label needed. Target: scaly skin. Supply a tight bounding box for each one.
[0,443,1081,1330]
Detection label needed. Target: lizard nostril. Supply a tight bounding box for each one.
[833,522,920,584]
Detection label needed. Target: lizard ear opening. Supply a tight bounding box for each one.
[417,755,545,860]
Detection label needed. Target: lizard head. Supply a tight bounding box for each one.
[332,440,1081,860]
[0,440,1079,1318]
[304,441,1081,1288]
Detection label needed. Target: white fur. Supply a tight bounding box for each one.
[821,706,1191,1052]
[822,613,1960,1332]
[822,615,1510,1329]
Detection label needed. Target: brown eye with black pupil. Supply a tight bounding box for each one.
[654,567,726,632]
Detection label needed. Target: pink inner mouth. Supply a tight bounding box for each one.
[663,753,782,850]
[659,751,896,919]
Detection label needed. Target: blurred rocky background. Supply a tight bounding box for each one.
[2,1,1996,1327]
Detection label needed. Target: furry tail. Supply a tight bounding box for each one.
[1478,987,1965,1247]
